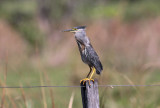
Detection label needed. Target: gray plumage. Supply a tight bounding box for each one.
[63,26,103,76]
[74,26,103,74]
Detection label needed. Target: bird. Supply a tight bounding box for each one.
[63,26,103,84]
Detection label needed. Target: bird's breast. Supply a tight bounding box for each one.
[76,40,89,64]
[81,47,89,64]
[80,44,85,52]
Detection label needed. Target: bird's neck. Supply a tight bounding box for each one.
[75,31,90,46]
[84,36,90,46]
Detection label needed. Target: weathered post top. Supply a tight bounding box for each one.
[80,79,100,108]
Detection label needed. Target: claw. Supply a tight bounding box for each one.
[80,78,94,86]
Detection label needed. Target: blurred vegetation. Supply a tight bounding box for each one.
[0,0,160,51]
[0,1,44,51]
[0,0,160,108]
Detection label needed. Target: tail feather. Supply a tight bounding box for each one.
[95,61,103,75]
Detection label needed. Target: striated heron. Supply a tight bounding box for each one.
[63,26,103,84]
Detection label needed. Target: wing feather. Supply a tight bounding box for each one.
[86,45,103,74]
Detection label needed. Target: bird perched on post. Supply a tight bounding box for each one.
[63,26,103,84]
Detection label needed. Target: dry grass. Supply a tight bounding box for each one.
[0,20,27,64]
[68,92,75,108]
[0,17,160,108]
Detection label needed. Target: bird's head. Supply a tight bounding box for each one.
[63,26,89,45]
[63,26,86,33]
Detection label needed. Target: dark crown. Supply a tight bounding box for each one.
[73,26,86,29]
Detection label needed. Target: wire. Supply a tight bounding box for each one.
[0,84,160,88]
[98,84,160,87]
[0,85,85,88]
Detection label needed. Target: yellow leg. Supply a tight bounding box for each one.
[89,67,95,79]
[80,67,96,85]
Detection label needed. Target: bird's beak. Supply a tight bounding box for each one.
[62,29,75,32]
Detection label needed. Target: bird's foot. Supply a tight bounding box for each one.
[80,78,94,86]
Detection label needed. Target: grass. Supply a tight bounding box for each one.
[0,57,160,108]
[0,59,83,108]
[1,31,160,108]
[0,1,160,106]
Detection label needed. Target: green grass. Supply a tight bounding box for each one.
[0,60,83,108]
[0,1,160,107]
[0,59,160,108]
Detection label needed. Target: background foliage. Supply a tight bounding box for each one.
[0,0,160,108]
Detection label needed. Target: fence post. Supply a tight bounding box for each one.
[80,79,99,108]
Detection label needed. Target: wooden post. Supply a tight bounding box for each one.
[81,79,99,108]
